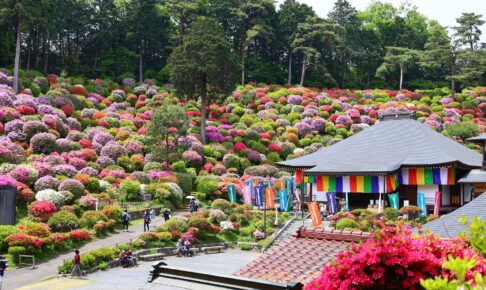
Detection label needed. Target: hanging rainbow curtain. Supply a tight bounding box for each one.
[317,175,397,193]
[399,167,455,185]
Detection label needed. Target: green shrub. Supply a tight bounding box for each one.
[99,262,107,271]
[239,226,257,237]
[336,218,359,230]
[119,179,140,201]
[196,178,219,195]
[171,161,187,173]
[257,237,274,249]
[101,205,124,222]
[194,192,206,201]
[158,219,188,232]
[227,242,235,248]
[211,199,232,212]
[80,211,109,228]
[156,232,172,242]
[0,225,20,252]
[47,210,80,232]
[174,172,193,196]
[383,207,400,220]
[8,246,26,264]
[239,243,252,251]
[350,209,373,218]
[188,218,212,232]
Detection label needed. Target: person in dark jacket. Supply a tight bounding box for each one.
[143,211,151,232]
[163,208,170,222]
[0,255,6,289]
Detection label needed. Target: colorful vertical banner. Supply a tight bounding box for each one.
[278,179,285,191]
[265,188,275,209]
[326,192,337,215]
[434,191,441,216]
[278,189,290,212]
[243,186,251,205]
[417,192,427,217]
[307,201,322,227]
[254,186,263,206]
[388,193,399,210]
[296,169,303,184]
[227,184,237,203]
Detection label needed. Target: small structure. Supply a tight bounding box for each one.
[277,111,482,211]
[421,192,486,237]
[457,133,486,201]
[234,228,370,284]
[0,185,17,225]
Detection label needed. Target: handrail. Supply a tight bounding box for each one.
[148,261,303,290]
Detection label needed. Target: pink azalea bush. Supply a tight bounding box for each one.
[305,223,486,290]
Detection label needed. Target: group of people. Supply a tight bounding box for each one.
[119,249,136,268]
[176,239,194,257]
[122,208,171,232]
[189,198,199,213]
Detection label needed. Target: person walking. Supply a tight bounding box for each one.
[70,250,81,278]
[0,255,6,290]
[163,208,170,222]
[194,199,199,212]
[189,199,195,214]
[122,210,130,232]
[143,211,151,232]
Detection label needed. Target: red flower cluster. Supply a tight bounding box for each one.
[305,223,486,290]
[268,144,282,153]
[29,201,57,220]
[69,229,93,241]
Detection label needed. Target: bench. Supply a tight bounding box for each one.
[201,246,225,254]
[173,248,200,257]
[139,253,164,261]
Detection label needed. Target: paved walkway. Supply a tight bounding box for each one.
[16,249,261,290]
[4,212,185,290]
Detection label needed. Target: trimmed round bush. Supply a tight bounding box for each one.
[158,219,188,233]
[47,210,80,232]
[34,176,60,192]
[35,189,67,207]
[211,199,232,212]
[30,133,57,154]
[383,207,400,220]
[0,225,21,252]
[80,211,109,228]
[336,218,359,230]
[58,179,85,198]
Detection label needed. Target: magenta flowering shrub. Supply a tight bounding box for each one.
[79,196,98,208]
[305,223,486,290]
[182,150,202,167]
[0,174,17,187]
[100,141,127,160]
[30,133,57,154]
[58,179,85,198]
[52,164,77,178]
[34,176,59,192]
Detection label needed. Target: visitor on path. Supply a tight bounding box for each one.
[126,249,136,267]
[189,199,195,214]
[150,209,156,220]
[119,250,128,267]
[195,199,199,212]
[177,239,185,256]
[163,208,170,221]
[0,255,6,290]
[70,250,81,278]
[122,210,130,232]
[143,211,151,232]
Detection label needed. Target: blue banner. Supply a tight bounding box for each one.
[326,192,337,215]
[417,192,427,217]
[345,192,349,212]
[227,184,237,203]
[388,193,399,210]
[254,186,264,206]
[278,189,290,212]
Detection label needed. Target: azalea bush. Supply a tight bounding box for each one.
[306,222,486,290]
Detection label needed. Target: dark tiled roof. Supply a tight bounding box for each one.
[422,193,486,237]
[233,228,370,284]
[277,119,482,175]
[467,133,486,142]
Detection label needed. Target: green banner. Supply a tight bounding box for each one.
[227,184,237,203]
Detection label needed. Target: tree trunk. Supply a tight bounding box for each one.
[139,42,144,83]
[399,66,403,91]
[43,37,49,74]
[287,49,292,84]
[26,33,32,71]
[200,75,208,145]
[451,61,456,94]
[241,46,246,86]
[300,55,307,86]
[13,11,22,92]
[340,53,345,88]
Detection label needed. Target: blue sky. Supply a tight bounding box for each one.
[276,0,486,43]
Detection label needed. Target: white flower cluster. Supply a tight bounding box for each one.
[35,189,71,207]
[220,221,234,231]
[209,209,226,220]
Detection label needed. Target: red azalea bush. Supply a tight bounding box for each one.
[21,222,51,238]
[5,233,43,251]
[305,223,486,290]
[69,229,93,241]
[29,200,57,221]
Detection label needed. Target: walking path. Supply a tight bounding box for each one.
[3,211,185,290]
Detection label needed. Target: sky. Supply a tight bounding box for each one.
[276,0,486,42]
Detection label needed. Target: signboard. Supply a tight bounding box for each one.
[473,184,486,198]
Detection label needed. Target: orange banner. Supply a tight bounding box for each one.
[307,202,322,227]
[278,179,285,190]
[265,188,275,209]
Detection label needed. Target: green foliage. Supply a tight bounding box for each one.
[211,199,232,212]
[99,262,107,271]
[196,178,219,195]
[171,161,187,173]
[239,243,252,251]
[80,211,109,228]
[336,218,359,230]
[47,210,80,232]
[443,122,479,140]
[158,219,188,233]
[0,225,20,252]
[174,172,193,196]
[119,179,140,201]
[459,217,486,257]
[8,246,26,263]
[383,207,400,220]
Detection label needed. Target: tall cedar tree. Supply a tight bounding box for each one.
[376,46,418,90]
[169,17,239,145]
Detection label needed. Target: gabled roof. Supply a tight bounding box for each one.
[467,133,486,142]
[277,118,482,176]
[422,193,486,237]
[458,169,486,183]
[234,228,370,284]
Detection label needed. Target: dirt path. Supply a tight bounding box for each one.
[3,211,186,290]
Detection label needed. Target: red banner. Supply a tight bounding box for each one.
[307,202,322,227]
[265,188,275,209]
[434,191,441,216]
